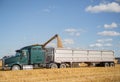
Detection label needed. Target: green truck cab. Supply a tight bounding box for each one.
[2,45,51,70]
[2,34,63,70]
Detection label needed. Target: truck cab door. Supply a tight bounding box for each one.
[19,50,29,64]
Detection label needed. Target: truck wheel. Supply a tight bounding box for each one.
[110,63,115,67]
[12,65,21,70]
[49,63,58,69]
[88,63,96,67]
[60,63,66,68]
[90,63,96,67]
[104,63,109,67]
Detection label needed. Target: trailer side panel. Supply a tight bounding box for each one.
[54,48,114,63]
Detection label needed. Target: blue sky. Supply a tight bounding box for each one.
[0,0,120,58]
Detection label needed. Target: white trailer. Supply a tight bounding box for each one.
[46,48,115,68]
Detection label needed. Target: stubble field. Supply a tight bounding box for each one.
[0,60,120,82]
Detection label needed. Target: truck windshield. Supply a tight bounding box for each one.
[15,52,21,56]
[15,50,21,56]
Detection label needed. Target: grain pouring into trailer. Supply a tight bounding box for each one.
[2,34,115,70]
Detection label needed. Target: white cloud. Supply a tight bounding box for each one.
[89,38,113,48]
[65,28,77,33]
[63,39,74,45]
[43,5,55,13]
[97,25,101,28]
[43,9,51,13]
[104,38,113,41]
[104,43,112,47]
[85,2,120,13]
[89,43,112,47]
[76,32,80,36]
[97,38,113,43]
[104,22,118,29]
[64,28,84,36]
[47,42,56,47]
[89,43,103,47]
[98,31,120,36]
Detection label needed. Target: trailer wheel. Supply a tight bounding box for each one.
[60,63,66,68]
[12,65,21,70]
[104,63,109,67]
[110,63,115,67]
[49,63,58,69]
[88,63,96,67]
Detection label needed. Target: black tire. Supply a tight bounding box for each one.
[60,63,66,68]
[110,63,115,67]
[49,63,58,69]
[91,63,96,67]
[104,63,109,67]
[88,63,96,67]
[12,65,21,70]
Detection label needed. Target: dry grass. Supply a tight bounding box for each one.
[0,60,120,82]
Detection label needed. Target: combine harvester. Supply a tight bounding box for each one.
[2,34,115,70]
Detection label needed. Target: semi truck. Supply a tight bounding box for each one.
[2,34,115,70]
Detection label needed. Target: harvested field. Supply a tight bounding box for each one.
[0,60,120,82]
